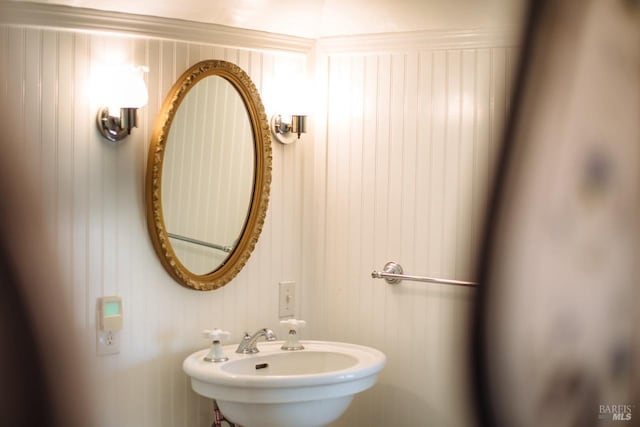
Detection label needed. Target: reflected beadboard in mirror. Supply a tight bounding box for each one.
[146,60,272,291]
[163,74,254,275]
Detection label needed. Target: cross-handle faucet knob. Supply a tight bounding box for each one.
[202,329,230,341]
[202,329,230,362]
[280,319,306,329]
[280,319,306,351]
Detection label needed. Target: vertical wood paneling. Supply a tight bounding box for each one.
[314,41,517,427]
[0,23,307,427]
[2,10,518,427]
[361,53,384,420]
[302,50,329,341]
[458,50,476,279]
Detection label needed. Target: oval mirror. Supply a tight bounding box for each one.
[146,60,271,291]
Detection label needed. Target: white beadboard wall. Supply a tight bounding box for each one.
[307,36,518,426]
[0,12,310,427]
[1,3,520,426]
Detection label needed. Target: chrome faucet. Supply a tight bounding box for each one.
[235,328,278,354]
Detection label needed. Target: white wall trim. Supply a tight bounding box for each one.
[0,1,314,54]
[0,3,519,55]
[317,27,521,54]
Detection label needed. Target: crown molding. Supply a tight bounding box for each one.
[0,2,314,54]
[0,2,518,55]
[317,27,521,54]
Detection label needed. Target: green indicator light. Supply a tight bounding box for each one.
[104,301,121,317]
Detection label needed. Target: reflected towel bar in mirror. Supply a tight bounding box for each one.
[371,262,477,287]
[167,233,233,253]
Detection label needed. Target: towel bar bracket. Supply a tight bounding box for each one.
[372,261,404,285]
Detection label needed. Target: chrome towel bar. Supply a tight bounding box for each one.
[371,262,477,287]
[167,233,233,253]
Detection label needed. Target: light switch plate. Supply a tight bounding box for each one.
[279,281,296,318]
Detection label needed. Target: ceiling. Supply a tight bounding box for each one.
[15,0,527,38]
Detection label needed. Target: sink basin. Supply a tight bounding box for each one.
[183,340,386,427]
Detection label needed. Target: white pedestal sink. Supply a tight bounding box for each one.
[183,340,386,427]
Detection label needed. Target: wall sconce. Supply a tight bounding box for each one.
[270,114,307,144]
[96,65,148,143]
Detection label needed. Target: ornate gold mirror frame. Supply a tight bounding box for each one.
[146,60,272,291]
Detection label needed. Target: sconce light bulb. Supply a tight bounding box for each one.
[95,64,148,143]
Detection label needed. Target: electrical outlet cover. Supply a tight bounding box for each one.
[96,330,120,356]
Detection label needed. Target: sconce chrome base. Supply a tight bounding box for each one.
[270,114,307,144]
[96,107,138,143]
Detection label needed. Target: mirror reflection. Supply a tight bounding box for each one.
[162,75,255,275]
[146,59,271,291]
